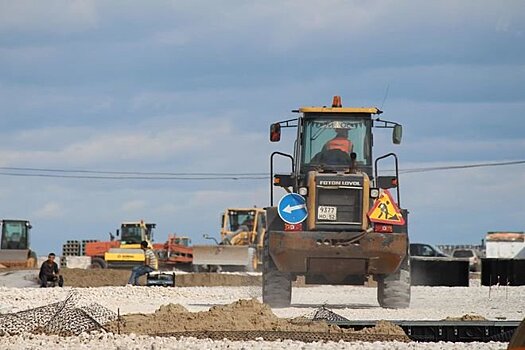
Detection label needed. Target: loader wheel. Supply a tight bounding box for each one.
[27,251,37,268]
[91,257,108,269]
[508,316,525,349]
[377,257,411,309]
[26,257,37,268]
[245,247,257,273]
[262,233,291,308]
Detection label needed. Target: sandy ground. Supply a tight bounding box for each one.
[0,270,38,288]
[0,283,522,321]
[60,268,262,287]
[1,268,263,288]
[0,271,521,349]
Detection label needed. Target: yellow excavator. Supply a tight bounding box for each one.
[192,208,266,272]
[0,219,37,268]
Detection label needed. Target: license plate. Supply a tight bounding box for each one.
[318,206,337,221]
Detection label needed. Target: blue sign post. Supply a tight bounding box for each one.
[278,193,308,224]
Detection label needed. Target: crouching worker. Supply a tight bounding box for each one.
[127,241,158,286]
[39,253,64,287]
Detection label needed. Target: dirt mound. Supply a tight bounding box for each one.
[60,269,261,287]
[444,314,487,321]
[61,269,136,287]
[357,320,406,336]
[156,304,188,314]
[106,299,409,341]
[108,299,343,335]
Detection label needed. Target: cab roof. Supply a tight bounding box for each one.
[226,208,264,213]
[298,96,382,115]
[121,221,156,226]
[298,106,382,114]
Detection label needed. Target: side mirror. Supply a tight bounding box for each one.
[273,174,293,187]
[116,229,120,237]
[393,124,403,144]
[377,176,398,189]
[221,214,225,227]
[270,123,281,142]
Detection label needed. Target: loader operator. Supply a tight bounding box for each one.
[223,217,254,245]
[310,128,353,166]
[127,241,158,286]
[39,253,63,288]
[325,128,353,154]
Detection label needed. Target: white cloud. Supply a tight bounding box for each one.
[152,30,190,46]
[0,116,260,168]
[403,139,525,160]
[0,0,98,34]
[120,200,146,214]
[33,202,64,219]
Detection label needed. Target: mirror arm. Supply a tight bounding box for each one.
[373,118,400,129]
[274,118,299,128]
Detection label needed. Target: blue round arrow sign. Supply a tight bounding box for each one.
[278,193,308,224]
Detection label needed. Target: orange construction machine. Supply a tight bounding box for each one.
[84,221,192,269]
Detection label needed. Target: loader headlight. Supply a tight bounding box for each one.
[299,187,308,196]
[370,188,380,199]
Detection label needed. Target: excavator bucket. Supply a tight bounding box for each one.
[508,317,525,350]
[0,249,32,268]
[192,245,251,267]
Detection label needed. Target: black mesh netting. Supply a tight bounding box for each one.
[0,291,117,336]
[311,306,350,323]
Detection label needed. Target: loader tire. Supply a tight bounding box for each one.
[377,257,411,309]
[262,233,291,308]
[245,247,257,273]
[508,316,525,349]
[27,251,37,268]
[91,257,108,269]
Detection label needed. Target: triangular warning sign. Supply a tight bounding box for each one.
[367,189,405,225]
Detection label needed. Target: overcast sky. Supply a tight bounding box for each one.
[0,0,524,255]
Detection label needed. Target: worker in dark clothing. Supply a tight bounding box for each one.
[39,253,63,288]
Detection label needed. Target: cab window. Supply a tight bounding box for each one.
[302,116,371,167]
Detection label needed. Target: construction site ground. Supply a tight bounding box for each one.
[0,268,522,349]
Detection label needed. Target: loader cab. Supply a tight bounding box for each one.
[300,113,373,176]
[224,210,257,233]
[120,221,155,244]
[270,96,402,197]
[0,220,31,250]
[221,209,266,246]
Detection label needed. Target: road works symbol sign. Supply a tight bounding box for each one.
[278,193,308,224]
[367,189,405,225]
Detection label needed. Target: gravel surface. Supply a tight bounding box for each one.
[0,334,509,349]
[0,270,38,288]
[0,284,522,321]
[0,284,520,349]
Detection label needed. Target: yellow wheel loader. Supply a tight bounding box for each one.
[264,96,410,308]
[0,219,37,268]
[192,208,266,272]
